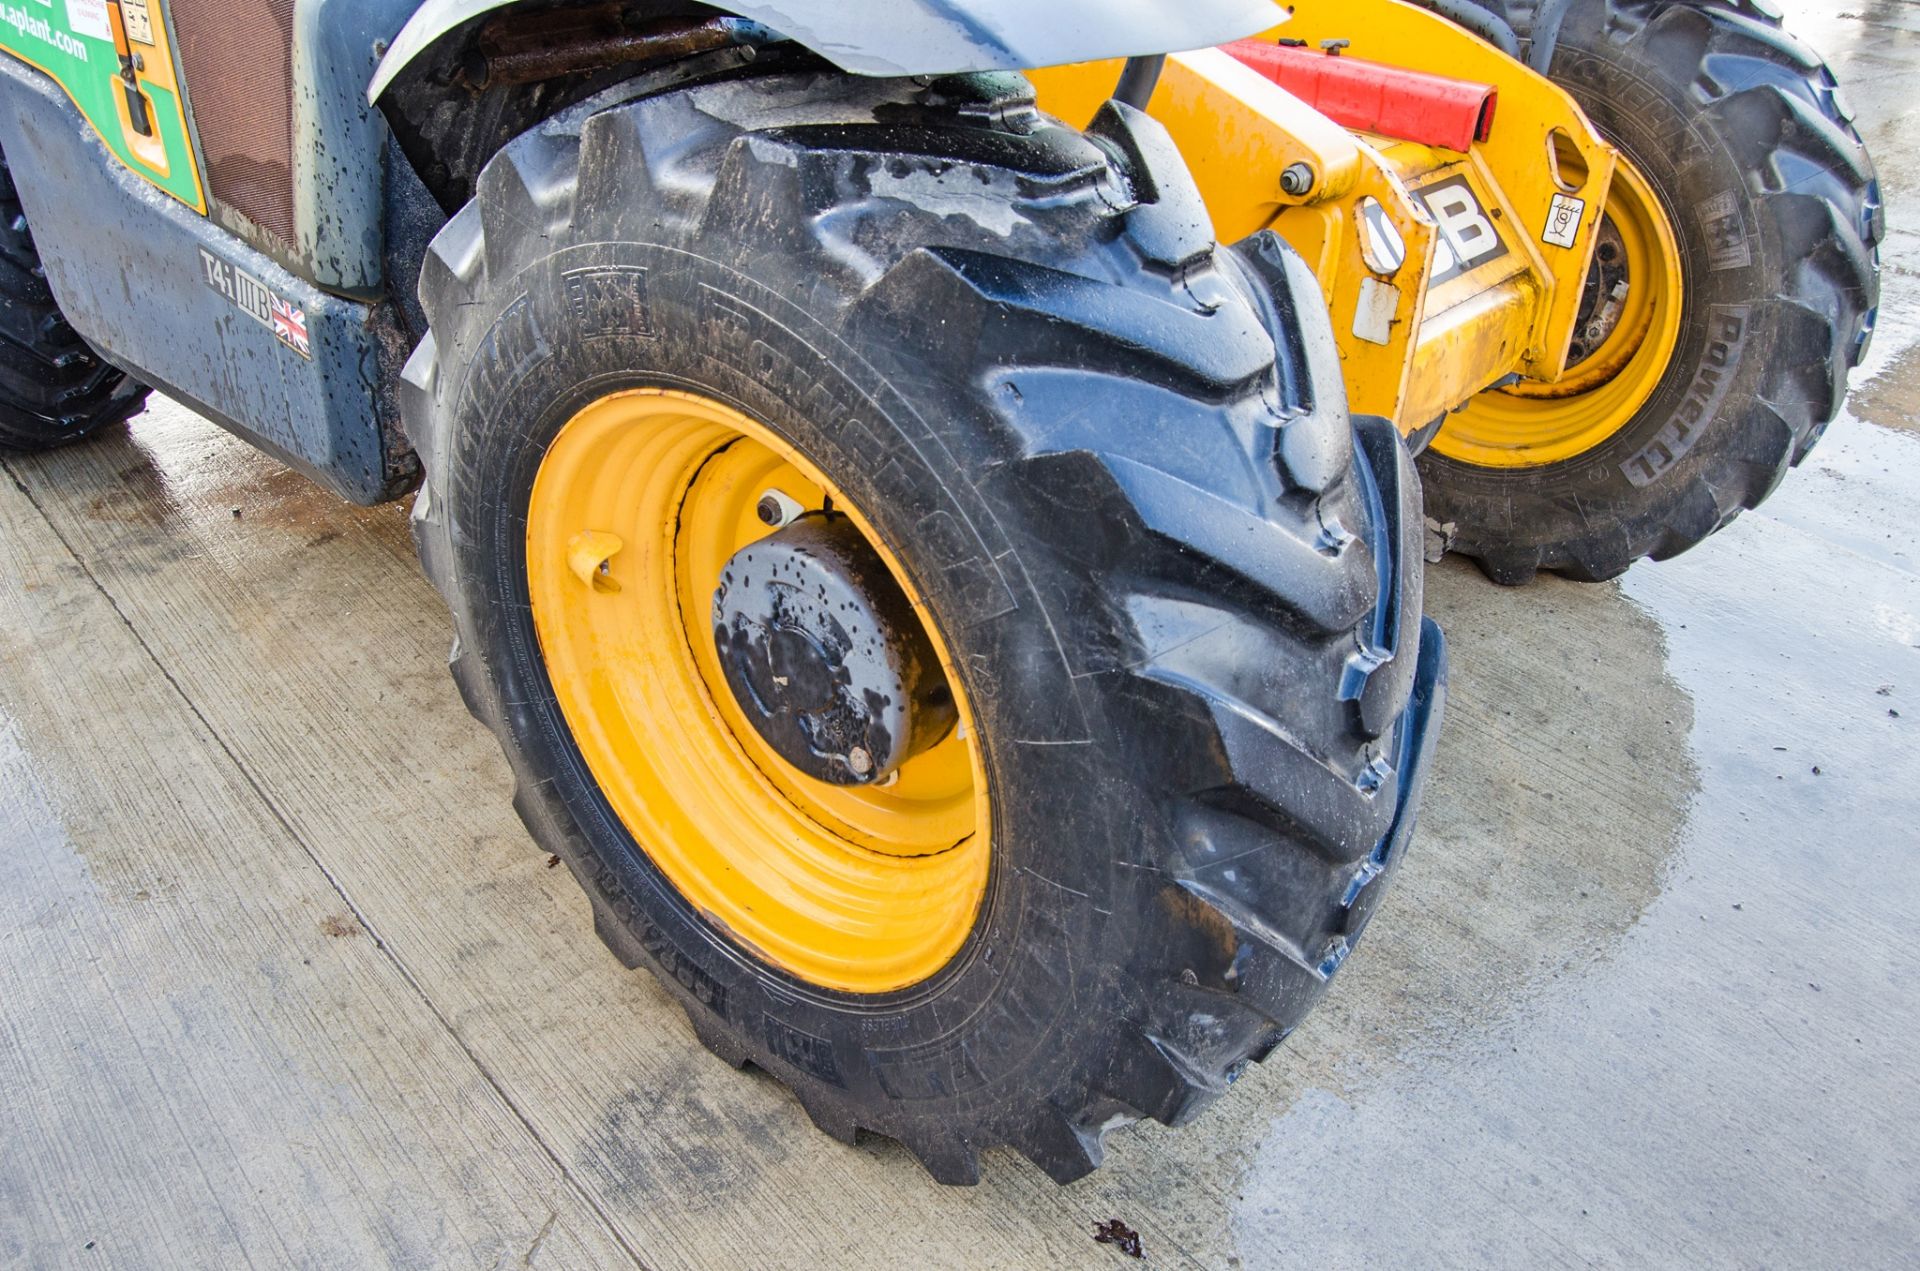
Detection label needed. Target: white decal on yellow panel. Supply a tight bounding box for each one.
[1354,276,1399,347]
[198,248,312,359]
[1544,193,1586,250]
[1412,176,1508,285]
[119,0,154,44]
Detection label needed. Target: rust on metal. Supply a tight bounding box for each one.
[470,7,744,88]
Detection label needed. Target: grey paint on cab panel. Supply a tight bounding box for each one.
[0,58,411,505]
[290,0,426,295]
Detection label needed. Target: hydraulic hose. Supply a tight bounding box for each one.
[1113,54,1164,108]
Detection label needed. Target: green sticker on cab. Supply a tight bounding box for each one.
[0,0,204,211]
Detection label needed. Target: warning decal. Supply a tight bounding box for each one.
[0,0,203,209]
[118,0,153,43]
[63,0,109,42]
[1543,194,1586,250]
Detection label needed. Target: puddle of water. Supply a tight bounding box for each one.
[1226,466,1920,1270]
[1759,411,1920,578]
[1012,557,1706,1267]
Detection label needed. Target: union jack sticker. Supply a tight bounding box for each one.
[269,296,311,358]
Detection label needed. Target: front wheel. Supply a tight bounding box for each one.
[404,71,1444,1183]
[1421,0,1882,584]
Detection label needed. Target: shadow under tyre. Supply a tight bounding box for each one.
[1421,0,1882,584]
[404,69,1444,1183]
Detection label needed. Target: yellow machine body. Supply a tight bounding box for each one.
[1028,0,1619,436]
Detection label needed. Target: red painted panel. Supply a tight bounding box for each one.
[1224,39,1497,153]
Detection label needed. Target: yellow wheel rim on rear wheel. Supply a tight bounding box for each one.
[1432,153,1685,468]
[524,388,990,994]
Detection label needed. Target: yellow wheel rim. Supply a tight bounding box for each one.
[1432,153,1685,468]
[525,388,990,994]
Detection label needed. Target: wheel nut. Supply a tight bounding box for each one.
[847,746,874,777]
[755,488,806,528]
[565,530,624,592]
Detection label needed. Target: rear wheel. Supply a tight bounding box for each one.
[1421,0,1882,584]
[404,70,1443,1183]
[0,145,147,452]
[1434,152,1684,470]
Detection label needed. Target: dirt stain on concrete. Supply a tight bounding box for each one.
[1850,338,1920,435]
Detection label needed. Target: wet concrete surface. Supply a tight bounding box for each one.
[3,3,1919,1267]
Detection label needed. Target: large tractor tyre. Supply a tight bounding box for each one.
[1419,0,1882,584]
[0,146,148,453]
[404,70,1443,1184]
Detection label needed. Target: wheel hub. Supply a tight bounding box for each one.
[1429,150,1684,468]
[1566,215,1632,369]
[712,514,956,786]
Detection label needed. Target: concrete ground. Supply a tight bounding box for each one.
[3,5,1917,1268]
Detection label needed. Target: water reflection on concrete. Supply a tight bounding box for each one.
[1023,555,1706,1267]
[1231,484,1920,1266]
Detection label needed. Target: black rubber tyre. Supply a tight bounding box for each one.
[0,145,148,452]
[404,70,1444,1184]
[1419,0,1882,584]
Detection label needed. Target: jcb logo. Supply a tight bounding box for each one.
[1413,175,1508,284]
